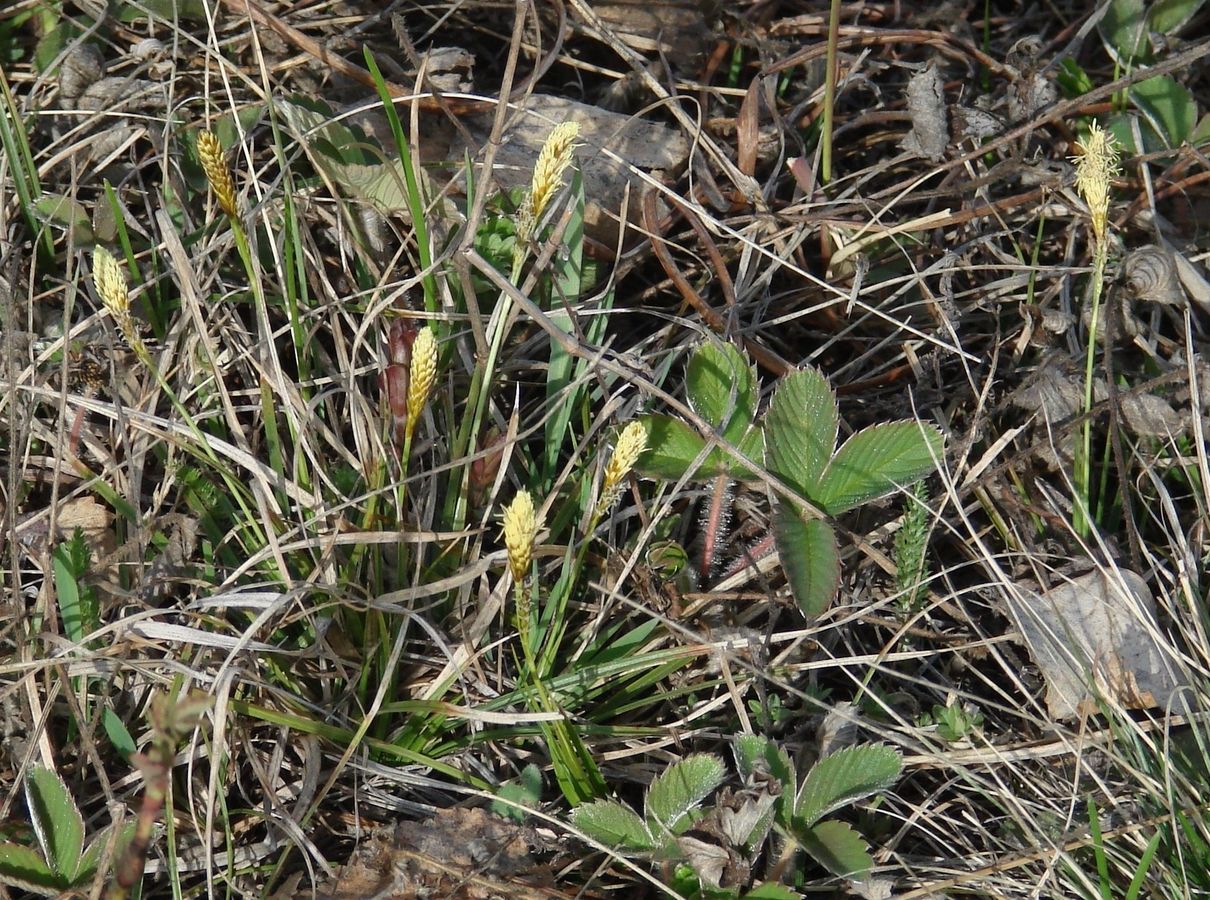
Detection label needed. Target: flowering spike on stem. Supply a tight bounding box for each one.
[198,130,239,220]
[594,420,647,518]
[1072,121,1119,246]
[404,326,438,444]
[514,121,580,260]
[503,490,539,583]
[93,246,146,358]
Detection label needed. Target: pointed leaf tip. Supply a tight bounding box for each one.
[686,341,759,444]
[816,421,943,515]
[764,366,839,500]
[572,800,655,851]
[795,744,903,827]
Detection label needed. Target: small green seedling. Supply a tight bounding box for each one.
[638,341,944,617]
[572,737,903,895]
[918,701,985,743]
[491,763,544,823]
[734,736,903,882]
[0,765,134,896]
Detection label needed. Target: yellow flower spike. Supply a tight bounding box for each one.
[198,129,239,220]
[502,490,540,583]
[595,420,648,517]
[1072,121,1119,246]
[92,246,128,318]
[514,121,580,257]
[93,246,145,358]
[404,326,438,444]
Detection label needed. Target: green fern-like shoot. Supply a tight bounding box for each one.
[894,480,930,614]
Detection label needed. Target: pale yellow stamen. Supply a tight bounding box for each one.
[1072,122,1119,246]
[93,246,145,358]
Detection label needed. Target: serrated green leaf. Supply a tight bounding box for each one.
[736,424,765,469]
[1099,0,1148,62]
[764,367,837,499]
[645,755,726,835]
[686,341,758,444]
[795,744,903,828]
[1130,75,1197,147]
[773,504,840,619]
[0,842,62,895]
[796,819,874,879]
[26,766,84,881]
[572,800,655,851]
[1191,113,1210,148]
[816,421,942,515]
[636,414,708,479]
[1147,0,1207,35]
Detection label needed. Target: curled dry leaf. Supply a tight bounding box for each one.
[59,43,105,102]
[1003,570,1191,719]
[1010,353,1188,468]
[900,62,948,162]
[1123,245,1185,307]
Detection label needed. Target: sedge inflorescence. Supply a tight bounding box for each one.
[502,490,540,584]
[92,246,146,359]
[198,129,239,220]
[1072,121,1119,247]
[595,421,648,518]
[514,121,580,262]
[404,326,438,444]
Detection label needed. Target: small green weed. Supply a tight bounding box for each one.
[917,700,984,743]
[638,341,943,616]
[573,736,903,895]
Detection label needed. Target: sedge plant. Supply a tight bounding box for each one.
[502,487,606,805]
[1072,121,1120,537]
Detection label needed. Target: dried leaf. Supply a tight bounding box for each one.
[1117,390,1187,437]
[737,78,761,177]
[1003,570,1191,719]
[316,808,550,899]
[675,835,731,889]
[817,702,861,758]
[582,1,712,58]
[1123,245,1185,306]
[900,63,948,162]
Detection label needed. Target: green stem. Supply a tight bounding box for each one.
[1075,242,1109,537]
